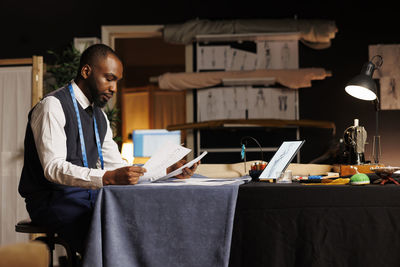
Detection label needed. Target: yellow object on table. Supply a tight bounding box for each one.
[305,178,350,185]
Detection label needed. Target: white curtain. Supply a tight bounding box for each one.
[0,66,31,245]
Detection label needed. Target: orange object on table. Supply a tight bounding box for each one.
[335,164,384,176]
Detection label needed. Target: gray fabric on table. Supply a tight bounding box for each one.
[82,180,240,267]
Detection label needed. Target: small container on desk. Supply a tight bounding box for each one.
[249,161,267,182]
[276,170,293,184]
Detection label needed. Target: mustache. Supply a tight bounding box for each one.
[103,92,114,97]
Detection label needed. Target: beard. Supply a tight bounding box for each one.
[87,78,111,108]
[93,91,108,108]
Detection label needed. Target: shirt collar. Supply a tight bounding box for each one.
[71,80,92,109]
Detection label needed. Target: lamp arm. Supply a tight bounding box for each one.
[373,96,380,163]
[373,96,380,138]
[240,136,264,162]
[373,97,380,112]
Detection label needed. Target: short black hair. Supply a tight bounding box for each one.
[76,44,121,77]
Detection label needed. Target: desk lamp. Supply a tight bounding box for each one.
[345,55,383,163]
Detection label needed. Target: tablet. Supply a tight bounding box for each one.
[258,140,305,180]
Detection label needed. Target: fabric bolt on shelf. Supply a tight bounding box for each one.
[163,18,338,49]
[158,68,330,91]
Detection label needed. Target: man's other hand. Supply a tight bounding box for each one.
[167,159,200,179]
[103,166,146,185]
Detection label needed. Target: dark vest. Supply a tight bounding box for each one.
[18,85,107,199]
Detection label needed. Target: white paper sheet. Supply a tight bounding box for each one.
[141,141,191,181]
[155,151,208,181]
[138,177,248,186]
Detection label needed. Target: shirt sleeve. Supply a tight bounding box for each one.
[100,109,128,170]
[30,97,105,189]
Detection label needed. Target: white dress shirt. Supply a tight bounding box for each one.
[30,81,127,189]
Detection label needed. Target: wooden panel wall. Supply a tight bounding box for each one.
[122,85,186,142]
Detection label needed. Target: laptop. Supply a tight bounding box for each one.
[258,140,305,180]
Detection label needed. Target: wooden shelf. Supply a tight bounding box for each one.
[195,32,301,43]
[167,119,336,135]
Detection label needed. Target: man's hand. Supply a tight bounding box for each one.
[166,159,200,179]
[103,166,146,185]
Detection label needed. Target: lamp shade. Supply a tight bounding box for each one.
[345,61,378,101]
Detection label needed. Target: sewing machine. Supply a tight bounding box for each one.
[343,119,367,165]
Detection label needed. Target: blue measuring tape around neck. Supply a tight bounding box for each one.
[68,83,104,169]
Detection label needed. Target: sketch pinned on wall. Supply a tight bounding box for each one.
[222,89,230,118]
[369,44,400,110]
[281,43,290,69]
[256,40,298,69]
[379,76,400,109]
[227,48,257,71]
[197,39,298,72]
[268,88,296,119]
[198,86,248,121]
[256,88,267,107]
[279,95,288,111]
[247,87,296,119]
[196,45,230,70]
[206,91,216,119]
[244,52,258,70]
[197,86,297,122]
[265,43,271,68]
[231,87,247,118]
[198,87,235,121]
[247,87,270,118]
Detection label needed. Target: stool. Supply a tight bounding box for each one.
[15,219,77,267]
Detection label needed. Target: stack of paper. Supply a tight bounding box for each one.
[139,141,207,183]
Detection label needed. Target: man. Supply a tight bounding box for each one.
[18,44,198,258]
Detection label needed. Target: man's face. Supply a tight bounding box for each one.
[86,53,123,108]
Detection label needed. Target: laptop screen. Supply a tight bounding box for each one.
[258,140,305,180]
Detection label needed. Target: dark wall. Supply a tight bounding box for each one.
[2,1,399,165]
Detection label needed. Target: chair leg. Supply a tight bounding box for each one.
[35,235,54,267]
[54,237,77,267]
[34,233,77,267]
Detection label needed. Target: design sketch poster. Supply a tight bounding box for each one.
[196,40,298,72]
[197,87,297,121]
[369,44,400,110]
